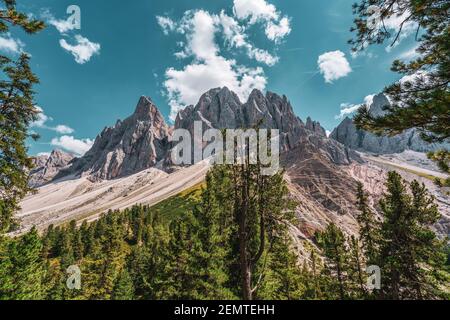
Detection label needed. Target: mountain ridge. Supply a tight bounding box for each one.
[44,87,360,184]
[330,93,449,154]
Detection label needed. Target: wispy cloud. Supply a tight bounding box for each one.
[383,9,417,52]
[398,45,420,60]
[43,9,101,64]
[162,10,267,121]
[156,16,176,35]
[31,106,75,134]
[42,10,77,34]
[233,0,291,43]
[60,35,101,64]
[0,34,25,54]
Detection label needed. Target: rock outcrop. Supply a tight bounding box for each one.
[29,150,75,187]
[331,93,449,154]
[52,87,360,183]
[56,96,171,180]
[175,87,359,165]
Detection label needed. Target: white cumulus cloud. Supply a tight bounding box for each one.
[157,1,292,121]
[60,35,101,64]
[233,0,278,23]
[54,125,75,134]
[217,11,278,66]
[51,135,93,155]
[43,9,101,64]
[318,50,352,83]
[265,17,291,42]
[31,106,52,128]
[233,0,291,42]
[160,10,268,121]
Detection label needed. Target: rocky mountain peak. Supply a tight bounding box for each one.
[29,149,75,187]
[175,86,359,164]
[368,93,390,118]
[55,97,171,180]
[48,87,362,182]
[305,116,327,137]
[330,93,449,153]
[133,96,163,121]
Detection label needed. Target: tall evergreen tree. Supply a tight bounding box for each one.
[377,171,447,299]
[201,159,296,299]
[350,1,449,178]
[4,227,45,299]
[348,236,368,299]
[112,269,134,300]
[316,223,350,300]
[0,0,45,232]
[355,182,379,264]
[258,232,306,300]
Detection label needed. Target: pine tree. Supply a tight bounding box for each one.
[199,159,296,299]
[112,268,134,300]
[316,223,350,300]
[301,246,325,300]
[350,0,449,143]
[0,235,14,298]
[162,212,203,299]
[7,227,45,299]
[355,182,379,264]
[348,236,367,299]
[258,232,305,300]
[0,1,45,232]
[377,171,447,299]
[190,173,236,299]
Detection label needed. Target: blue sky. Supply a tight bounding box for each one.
[3,0,419,156]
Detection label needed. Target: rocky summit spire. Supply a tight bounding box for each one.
[55,96,171,180]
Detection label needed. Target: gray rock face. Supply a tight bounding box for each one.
[175,87,306,151]
[174,87,360,165]
[306,116,327,137]
[331,93,449,154]
[53,88,360,181]
[58,96,171,180]
[29,150,75,187]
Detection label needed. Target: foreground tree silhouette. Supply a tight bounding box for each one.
[350,0,449,177]
[350,0,449,143]
[0,0,45,232]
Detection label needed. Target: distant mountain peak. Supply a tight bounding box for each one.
[29,149,75,187]
[55,96,171,180]
[331,92,449,153]
[368,93,390,118]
